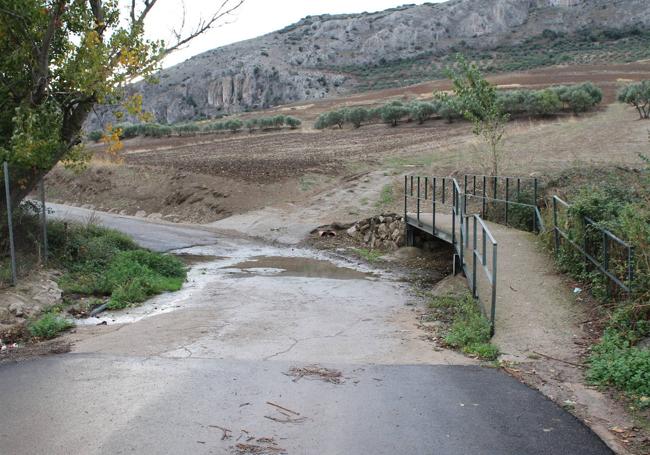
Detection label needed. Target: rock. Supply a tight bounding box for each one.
[638,337,650,350]
[9,301,25,317]
[392,247,424,260]
[148,213,163,220]
[135,210,147,218]
[346,226,357,236]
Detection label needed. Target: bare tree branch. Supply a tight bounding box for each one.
[162,0,245,56]
[32,0,66,105]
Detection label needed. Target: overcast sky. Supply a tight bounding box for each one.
[143,0,442,68]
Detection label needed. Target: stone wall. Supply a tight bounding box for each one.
[346,213,405,250]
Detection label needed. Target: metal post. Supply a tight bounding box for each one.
[482,175,487,218]
[463,175,468,212]
[505,177,510,226]
[432,177,436,233]
[603,232,610,301]
[493,176,498,220]
[416,176,421,223]
[404,176,408,241]
[491,243,498,337]
[472,216,477,297]
[424,177,428,200]
[39,179,48,264]
[553,197,560,256]
[532,178,537,232]
[442,177,446,205]
[3,161,17,286]
[628,246,634,299]
[410,175,414,196]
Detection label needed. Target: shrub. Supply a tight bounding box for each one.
[380,103,409,126]
[618,80,650,119]
[345,107,369,128]
[285,116,301,129]
[28,313,74,339]
[314,113,329,130]
[327,109,346,128]
[173,123,200,136]
[272,115,286,128]
[530,89,562,116]
[259,117,275,130]
[87,130,103,142]
[224,119,243,132]
[436,94,463,123]
[409,101,436,124]
[245,119,258,133]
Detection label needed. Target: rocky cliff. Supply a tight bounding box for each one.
[103,0,650,124]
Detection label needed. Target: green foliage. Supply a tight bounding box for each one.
[27,313,74,339]
[447,55,509,176]
[376,184,395,207]
[173,123,200,136]
[345,107,369,128]
[409,101,436,124]
[587,313,650,408]
[224,119,243,132]
[0,0,166,181]
[380,103,409,127]
[48,221,187,310]
[87,130,104,142]
[245,118,258,132]
[272,115,286,128]
[428,294,498,360]
[285,116,301,129]
[530,89,562,116]
[353,248,383,262]
[618,80,650,119]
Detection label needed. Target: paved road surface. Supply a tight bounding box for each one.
[0,206,612,455]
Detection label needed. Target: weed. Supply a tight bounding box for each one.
[376,184,395,207]
[27,313,74,339]
[428,293,499,360]
[353,248,383,263]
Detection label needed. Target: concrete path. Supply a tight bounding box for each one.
[0,206,611,454]
[407,211,582,362]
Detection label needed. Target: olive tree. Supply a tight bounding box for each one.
[0,0,244,213]
[618,81,650,119]
[447,56,509,176]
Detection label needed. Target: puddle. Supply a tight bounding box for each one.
[223,256,376,280]
[174,254,226,266]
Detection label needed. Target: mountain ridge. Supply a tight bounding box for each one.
[93,0,650,126]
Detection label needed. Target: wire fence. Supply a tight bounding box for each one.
[1,161,49,289]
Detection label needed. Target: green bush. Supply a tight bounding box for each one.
[285,116,301,129]
[380,103,409,126]
[530,89,562,116]
[28,313,74,339]
[173,123,200,136]
[224,119,243,132]
[245,119,258,132]
[409,101,436,124]
[87,130,103,142]
[272,115,286,128]
[429,294,498,360]
[48,221,187,310]
[618,80,650,119]
[345,107,369,128]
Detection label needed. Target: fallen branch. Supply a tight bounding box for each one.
[208,424,232,440]
[532,351,586,368]
[266,401,300,416]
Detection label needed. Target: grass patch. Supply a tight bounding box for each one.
[375,184,395,207]
[49,221,187,310]
[353,248,383,263]
[428,293,499,360]
[27,313,74,339]
[587,307,650,409]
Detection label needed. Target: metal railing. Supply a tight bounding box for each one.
[462,174,544,233]
[552,195,634,299]
[405,175,498,334]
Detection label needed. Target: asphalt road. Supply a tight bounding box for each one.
[0,206,613,455]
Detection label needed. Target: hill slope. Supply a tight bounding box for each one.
[123,0,650,124]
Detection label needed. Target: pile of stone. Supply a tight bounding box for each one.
[346,213,405,250]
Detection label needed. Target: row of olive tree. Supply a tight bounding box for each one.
[88,115,302,141]
[314,83,602,130]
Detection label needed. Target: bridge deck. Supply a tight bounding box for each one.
[405,212,454,244]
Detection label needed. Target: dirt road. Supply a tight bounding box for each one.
[0,206,612,454]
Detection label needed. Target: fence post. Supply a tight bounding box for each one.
[432,177,436,233]
[553,197,560,256]
[482,175,487,218]
[533,178,539,233]
[3,161,17,286]
[416,176,421,223]
[39,179,48,264]
[464,175,468,212]
[505,177,510,226]
[472,216,477,298]
[491,243,498,337]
